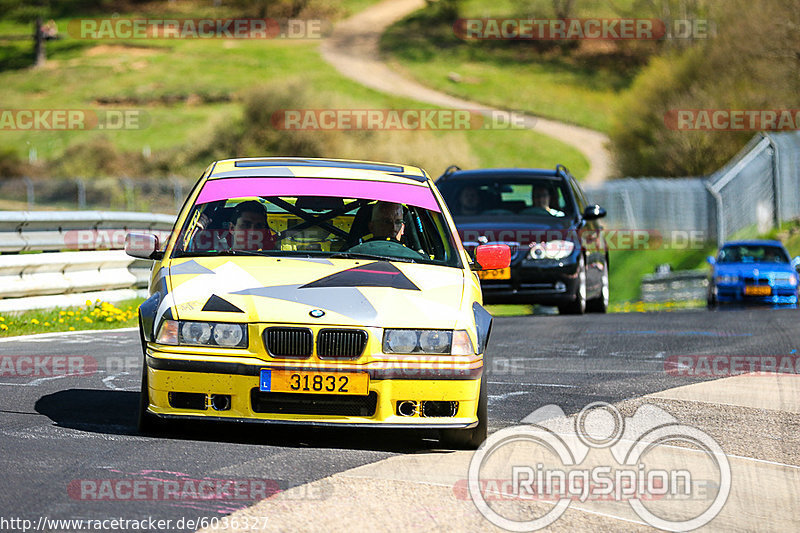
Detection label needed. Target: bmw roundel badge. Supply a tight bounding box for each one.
[309,309,325,318]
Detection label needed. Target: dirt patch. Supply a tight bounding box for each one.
[85,44,160,57]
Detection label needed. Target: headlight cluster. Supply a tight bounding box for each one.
[528,240,575,260]
[156,320,247,348]
[383,329,474,355]
[715,275,739,284]
[773,273,798,286]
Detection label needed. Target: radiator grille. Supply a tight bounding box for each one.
[263,327,313,358]
[317,329,367,359]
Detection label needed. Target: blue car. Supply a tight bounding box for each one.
[707,240,800,308]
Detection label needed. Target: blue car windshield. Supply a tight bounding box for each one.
[718,245,789,264]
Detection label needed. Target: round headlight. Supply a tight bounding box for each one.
[419,330,451,353]
[181,322,211,345]
[544,240,574,259]
[213,323,244,347]
[385,330,418,353]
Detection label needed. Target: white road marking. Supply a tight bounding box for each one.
[0,327,137,343]
[489,381,578,388]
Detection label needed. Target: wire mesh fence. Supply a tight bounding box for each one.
[0,177,194,214]
[585,131,800,244]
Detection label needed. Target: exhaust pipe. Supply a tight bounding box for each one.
[397,401,417,417]
[210,394,231,411]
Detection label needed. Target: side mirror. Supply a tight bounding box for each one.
[792,256,800,269]
[473,244,511,270]
[706,255,716,265]
[125,233,163,260]
[583,205,606,220]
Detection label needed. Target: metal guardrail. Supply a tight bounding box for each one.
[0,211,176,312]
[0,211,175,252]
[640,270,708,303]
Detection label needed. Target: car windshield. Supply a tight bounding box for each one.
[718,245,789,264]
[172,177,461,267]
[437,178,575,219]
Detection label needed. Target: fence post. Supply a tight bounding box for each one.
[764,133,782,228]
[75,179,86,209]
[705,181,724,245]
[122,178,135,210]
[23,177,34,208]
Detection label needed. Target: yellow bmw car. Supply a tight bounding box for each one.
[126,157,510,448]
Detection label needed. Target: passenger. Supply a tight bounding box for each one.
[227,200,276,251]
[457,185,482,216]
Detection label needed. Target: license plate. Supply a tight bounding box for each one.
[744,285,771,296]
[260,369,369,395]
[478,267,511,280]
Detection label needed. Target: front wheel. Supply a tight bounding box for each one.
[439,376,487,450]
[586,263,609,313]
[558,257,587,315]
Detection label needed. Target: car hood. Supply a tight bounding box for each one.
[162,256,466,329]
[454,219,575,246]
[714,262,796,277]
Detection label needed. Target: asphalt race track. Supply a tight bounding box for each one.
[1,308,798,531]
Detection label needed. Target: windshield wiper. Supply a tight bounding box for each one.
[334,252,419,263]
[177,249,270,258]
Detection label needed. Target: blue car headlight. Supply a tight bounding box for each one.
[772,273,798,286]
[715,274,739,284]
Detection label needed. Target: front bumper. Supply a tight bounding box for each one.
[144,348,483,428]
[714,283,798,305]
[481,256,580,305]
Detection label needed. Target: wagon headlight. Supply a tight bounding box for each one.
[156,320,247,348]
[383,329,474,355]
[715,275,739,284]
[529,240,574,260]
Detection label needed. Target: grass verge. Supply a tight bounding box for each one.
[0,298,142,337]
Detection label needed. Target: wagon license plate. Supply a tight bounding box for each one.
[260,369,369,395]
[744,285,771,296]
[478,267,511,280]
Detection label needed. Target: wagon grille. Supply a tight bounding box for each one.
[250,390,378,417]
[263,327,313,358]
[317,329,367,359]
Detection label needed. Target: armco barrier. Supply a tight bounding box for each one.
[0,211,175,252]
[640,270,708,303]
[0,211,176,312]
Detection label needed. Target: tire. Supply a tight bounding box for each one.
[707,290,718,310]
[558,257,587,315]
[137,362,162,434]
[439,376,488,450]
[137,317,162,434]
[586,262,609,313]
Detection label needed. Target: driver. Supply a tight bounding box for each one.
[368,201,405,241]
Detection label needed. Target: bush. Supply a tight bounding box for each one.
[609,0,799,177]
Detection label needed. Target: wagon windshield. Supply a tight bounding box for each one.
[172,177,461,268]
